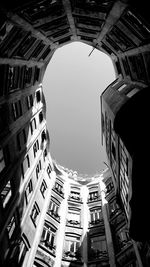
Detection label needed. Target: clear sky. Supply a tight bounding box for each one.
[43,41,116,176]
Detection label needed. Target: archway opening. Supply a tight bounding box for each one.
[43,42,116,176]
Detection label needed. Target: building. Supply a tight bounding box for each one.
[100,76,150,265]
[33,165,143,267]
[0,0,150,266]
[0,81,55,266]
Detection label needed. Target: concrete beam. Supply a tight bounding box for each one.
[96,0,128,45]
[62,0,77,38]
[6,11,57,47]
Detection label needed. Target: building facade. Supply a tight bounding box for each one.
[33,166,143,267]
[101,79,150,265]
[0,0,150,266]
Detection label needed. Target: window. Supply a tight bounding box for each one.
[48,201,59,215]
[43,149,47,161]
[30,202,40,227]
[47,164,52,177]
[1,180,12,208]
[122,57,131,76]
[26,94,33,109]
[8,66,14,91]
[106,182,114,195]
[34,67,40,83]
[19,233,30,265]
[70,191,80,201]
[90,207,102,224]
[36,90,41,102]
[40,179,47,198]
[89,191,99,202]
[24,67,32,85]
[22,155,30,177]
[54,182,63,196]
[0,148,5,173]
[7,215,16,239]
[41,130,46,143]
[30,118,37,135]
[64,235,81,258]
[17,129,26,151]
[39,111,43,123]
[89,235,107,260]
[48,200,60,221]
[117,83,127,92]
[33,139,39,158]
[36,160,42,179]
[41,223,56,251]
[126,88,139,98]
[109,201,120,217]
[117,229,130,247]
[91,235,107,252]
[68,208,80,225]
[12,100,22,120]
[25,179,33,205]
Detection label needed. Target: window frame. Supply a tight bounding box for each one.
[0,148,5,173]
[25,178,33,205]
[40,179,47,198]
[30,201,40,227]
[0,180,12,208]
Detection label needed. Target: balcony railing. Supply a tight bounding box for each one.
[47,210,60,222]
[68,195,82,202]
[87,196,101,203]
[36,249,55,266]
[52,187,64,198]
[40,240,56,255]
[110,212,126,229]
[62,250,82,262]
[89,219,104,228]
[66,219,81,227]
[110,207,122,219]
[116,239,133,255]
[116,241,134,266]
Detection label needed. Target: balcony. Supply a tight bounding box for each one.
[47,210,60,222]
[62,250,82,262]
[87,196,101,203]
[110,211,126,229]
[116,241,135,266]
[39,240,56,256]
[68,195,82,203]
[89,219,104,228]
[105,189,115,202]
[52,187,64,198]
[66,219,81,227]
[36,249,55,266]
[109,207,122,219]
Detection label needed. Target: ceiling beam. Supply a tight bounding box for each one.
[62,0,78,41]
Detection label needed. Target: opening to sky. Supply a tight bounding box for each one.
[43,42,116,176]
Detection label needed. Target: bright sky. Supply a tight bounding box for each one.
[43,41,116,176]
